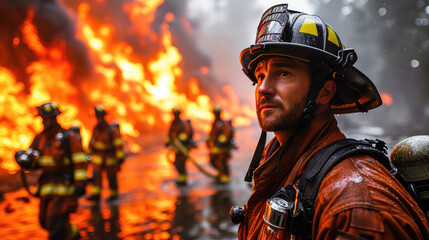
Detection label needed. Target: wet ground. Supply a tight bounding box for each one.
[0,124,408,240]
[0,127,258,240]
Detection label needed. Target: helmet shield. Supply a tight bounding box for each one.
[240,4,382,114]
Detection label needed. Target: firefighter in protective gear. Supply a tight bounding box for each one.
[237,4,429,240]
[165,107,196,186]
[15,102,86,240]
[86,105,125,202]
[206,106,236,184]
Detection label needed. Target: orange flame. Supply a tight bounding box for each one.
[0,1,254,173]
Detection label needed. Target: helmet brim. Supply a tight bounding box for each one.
[240,43,382,114]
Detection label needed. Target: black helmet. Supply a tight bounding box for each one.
[172,107,181,114]
[94,105,106,117]
[240,4,382,114]
[213,105,222,113]
[37,102,61,119]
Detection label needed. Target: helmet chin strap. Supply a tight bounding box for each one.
[244,64,328,183]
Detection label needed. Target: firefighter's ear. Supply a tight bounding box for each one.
[316,80,336,105]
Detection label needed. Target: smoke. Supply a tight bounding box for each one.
[0,0,92,83]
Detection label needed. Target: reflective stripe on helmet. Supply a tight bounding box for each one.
[240,3,382,114]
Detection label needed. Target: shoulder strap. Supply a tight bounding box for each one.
[61,129,73,166]
[298,138,389,240]
[108,124,114,144]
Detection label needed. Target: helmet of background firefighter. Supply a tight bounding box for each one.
[36,102,61,119]
[390,135,429,218]
[94,104,107,118]
[239,3,382,114]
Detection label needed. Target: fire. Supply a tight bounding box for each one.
[380,92,393,106]
[0,1,254,173]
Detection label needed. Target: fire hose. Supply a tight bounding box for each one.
[19,170,39,197]
[172,139,219,179]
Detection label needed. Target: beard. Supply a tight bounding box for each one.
[256,97,306,132]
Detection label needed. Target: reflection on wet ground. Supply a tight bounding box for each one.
[0,127,257,240]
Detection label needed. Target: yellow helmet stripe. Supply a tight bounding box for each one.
[327,26,340,47]
[299,18,318,37]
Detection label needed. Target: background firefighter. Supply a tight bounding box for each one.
[165,107,196,186]
[15,102,87,240]
[206,106,237,184]
[87,105,125,202]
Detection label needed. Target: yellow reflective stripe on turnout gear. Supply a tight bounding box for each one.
[210,146,229,154]
[38,156,71,166]
[92,155,103,165]
[72,152,87,163]
[93,141,110,150]
[113,138,123,146]
[116,150,125,159]
[110,189,118,197]
[218,134,227,143]
[74,169,87,181]
[69,224,79,240]
[178,133,188,141]
[38,156,55,166]
[299,18,318,37]
[178,174,187,182]
[39,183,75,196]
[90,186,101,195]
[106,157,118,166]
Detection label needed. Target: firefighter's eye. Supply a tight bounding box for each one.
[278,71,290,77]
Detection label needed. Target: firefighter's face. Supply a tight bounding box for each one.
[96,113,105,123]
[254,57,310,132]
[42,116,58,130]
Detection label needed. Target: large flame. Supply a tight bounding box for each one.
[0,0,254,173]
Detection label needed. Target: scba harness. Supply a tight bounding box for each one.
[233,138,426,239]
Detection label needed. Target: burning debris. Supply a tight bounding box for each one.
[0,0,254,173]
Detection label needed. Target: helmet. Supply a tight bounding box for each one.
[213,105,222,113]
[94,105,106,117]
[390,136,429,182]
[172,107,181,114]
[37,102,61,119]
[240,4,382,114]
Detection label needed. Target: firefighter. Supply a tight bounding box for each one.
[86,105,125,202]
[234,4,429,239]
[15,102,87,240]
[206,106,236,184]
[165,107,195,186]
